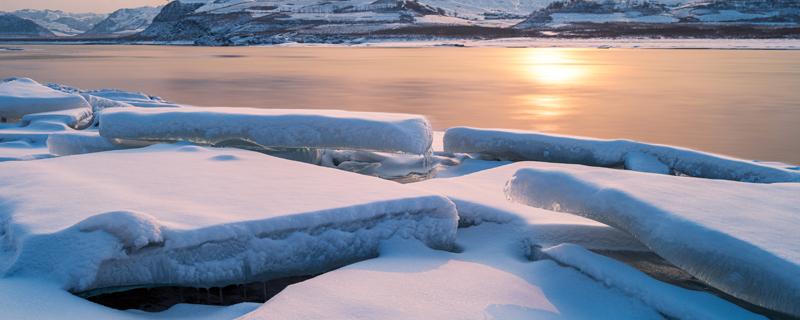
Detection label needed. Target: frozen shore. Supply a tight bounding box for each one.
[0,77,796,319]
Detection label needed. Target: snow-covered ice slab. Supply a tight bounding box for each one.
[99,107,433,155]
[241,223,667,320]
[415,160,646,252]
[0,144,457,292]
[0,78,91,122]
[444,127,800,183]
[505,165,800,316]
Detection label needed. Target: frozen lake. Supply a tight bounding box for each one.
[2,45,798,163]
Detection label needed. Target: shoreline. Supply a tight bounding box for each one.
[2,37,800,50]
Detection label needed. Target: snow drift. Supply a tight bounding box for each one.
[444,127,800,183]
[505,164,800,316]
[0,144,457,292]
[99,107,433,155]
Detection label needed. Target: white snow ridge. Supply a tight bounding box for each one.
[445,127,800,183]
[99,107,433,155]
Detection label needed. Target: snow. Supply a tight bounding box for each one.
[543,244,765,320]
[444,127,800,183]
[416,161,647,252]
[0,144,457,292]
[505,164,800,316]
[0,140,51,161]
[242,223,664,320]
[46,131,129,156]
[99,107,433,155]
[0,278,259,320]
[21,107,93,129]
[0,78,92,122]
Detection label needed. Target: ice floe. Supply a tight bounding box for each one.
[445,127,800,183]
[505,164,800,316]
[0,78,92,122]
[0,144,457,292]
[99,107,433,155]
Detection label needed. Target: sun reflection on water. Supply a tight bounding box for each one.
[513,49,592,131]
[522,48,588,85]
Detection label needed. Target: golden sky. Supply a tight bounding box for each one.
[1,0,169,13]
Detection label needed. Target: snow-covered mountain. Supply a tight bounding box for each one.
[83,6,162,36]
[0,14,55,37]
[138,0,458,44]
[516,0,800,28]
[7,9,106,36]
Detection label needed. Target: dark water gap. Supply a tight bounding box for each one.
[81,275,316,312]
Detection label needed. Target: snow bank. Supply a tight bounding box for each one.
[415,160,646,252]
[543,244,764,320]
[0,144,457,292]
[0,78,91,122]
[99,107,433,155]
[444,127,800,183]
[243,223,663,320]
[505,165,800,316]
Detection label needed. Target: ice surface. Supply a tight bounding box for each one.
[241,223,664,320]
[0,78,91,122]
[99,107,433,155]
[505,164,800,316]
[415,161,646,252]
[445,127,800,183]
[0,278,259,320]
[0,144,457,292]
[543,244,764,320]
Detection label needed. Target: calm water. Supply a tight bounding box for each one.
[2,45,799,163]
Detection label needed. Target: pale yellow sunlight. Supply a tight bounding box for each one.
[521,49,588,85]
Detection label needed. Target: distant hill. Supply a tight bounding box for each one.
[0,14,55,37]
[9,9,106,36]
[83,6,162,36]
[1,0,797,43]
